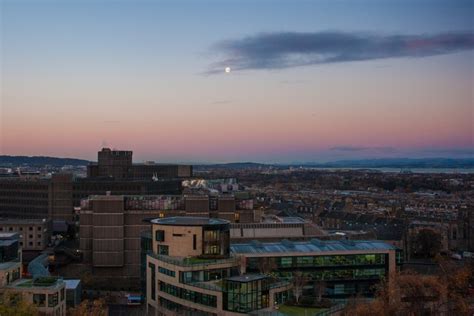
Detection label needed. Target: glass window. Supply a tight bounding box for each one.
[48,292,59,307]
[158,245,169,255]
[155,230,165,242]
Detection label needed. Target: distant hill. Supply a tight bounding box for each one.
[298,158,474,169]
[0,155,90,167]
[195,158,474,170]
[1,155,473,169]
[194,162,267,170]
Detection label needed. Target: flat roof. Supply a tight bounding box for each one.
[230,239,396,255]
[226,274,267,283]
[64,279,81,289]
[151,216,229,226]
[0,232,19,240]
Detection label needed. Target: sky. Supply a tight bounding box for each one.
[1,0,473,163]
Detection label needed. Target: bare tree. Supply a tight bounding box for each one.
[291,271,307,304]
[313,279,326,303]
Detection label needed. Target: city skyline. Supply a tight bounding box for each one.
[1,0,473,163]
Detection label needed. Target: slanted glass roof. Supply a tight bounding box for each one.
[230,239,396,255]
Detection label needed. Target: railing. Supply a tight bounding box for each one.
[149,253,238,267]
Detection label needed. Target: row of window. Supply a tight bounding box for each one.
[274,267,387,281]
[249,254,386,269]
[0,226,43,232]
[159,281,217,308]
[180,268,238,284]
[158,266,175,277]
[32,288,65,308]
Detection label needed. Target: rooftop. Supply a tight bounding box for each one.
[226,274,267,283]
[230,239,397,255]
[151,216,229,226]
[10,277,64,290]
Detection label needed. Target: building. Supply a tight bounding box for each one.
[0,173,184,222]
[87,148,193,180]
[229,216,325,242]
[231,239,400,300]
[78,193,256,290]
[7,277,67,316]
[0,233,22,290]
[146,217,291,316]
[0,232,67,315]
[0,218,51,251]
[145,216,399,315]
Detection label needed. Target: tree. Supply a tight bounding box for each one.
[68,298,107,316]
[412,228,442,258]
[0,293,39,316]
[291,271,307,304]
[342,268,473,316]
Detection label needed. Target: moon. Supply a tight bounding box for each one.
[225,67,231,73]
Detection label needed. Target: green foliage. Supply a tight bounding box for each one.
[0,293,38,316]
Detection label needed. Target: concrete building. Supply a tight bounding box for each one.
[0,233,22,290]
[145,216,399,315]
[0,218,51,251]
[87,148,193,180]
[78,193,256,290]
[0,173,184,222]
[7,277,67,316]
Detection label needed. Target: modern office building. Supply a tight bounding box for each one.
[79,193,256,290]
[145,216,399,315]
[87,148,193,179]
[146,217,291,316]
[231,239,400,299]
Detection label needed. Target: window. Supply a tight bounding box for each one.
[149,263,156,301]
[158,266,175,277]
[158,245,169,255]
[33,294,46,307]
[155,230,165,242]
[29,227,33,231]
[193,234,197,250]
[48,292,59,307]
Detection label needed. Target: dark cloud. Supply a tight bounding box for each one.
[330,146,396,152]
[207,31,474,73]
[421,148,474,155]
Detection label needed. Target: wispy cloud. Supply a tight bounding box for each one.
[330,146,396,153]
[207,31,474,73]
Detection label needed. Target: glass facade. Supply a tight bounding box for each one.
[159,281,217,307]
[223,278,270,313]
[246,253,389,298]
[159,297,217,316]
[180,267,239,284]
[202,226,230,257]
